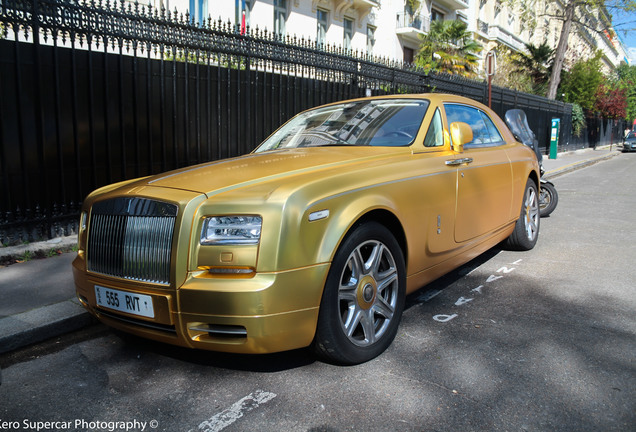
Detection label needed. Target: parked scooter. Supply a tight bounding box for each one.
[504,109,558,217]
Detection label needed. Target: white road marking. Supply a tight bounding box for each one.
[431,258,526,322]
[486,274,504,283]
[471,285,484,294]
[496,266,516,274]
[191,390,277,432]
[454,297,474,306]
[433,314,458,322]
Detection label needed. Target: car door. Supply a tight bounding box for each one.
[415,107,458,256]
[443,103,513,243]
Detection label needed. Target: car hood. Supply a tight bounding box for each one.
[141,147,408,196]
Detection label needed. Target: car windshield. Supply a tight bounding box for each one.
[627,131,636,139]
[255,99,429,152]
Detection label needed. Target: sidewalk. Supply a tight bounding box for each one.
[0,145,623,354]
[541,144,621,179]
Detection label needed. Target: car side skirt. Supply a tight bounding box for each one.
[406,221,516,294]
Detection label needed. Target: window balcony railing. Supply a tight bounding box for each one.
[487,25,526,52]
[396,11,430,35]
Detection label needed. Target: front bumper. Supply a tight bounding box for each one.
[623,142,636,152]
[73,256,330,354]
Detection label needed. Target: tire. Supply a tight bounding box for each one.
[505,178,540,251]
[313,222,406,365]
[539,181,558,217]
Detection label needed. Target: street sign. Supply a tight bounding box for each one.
[485,51,496,76]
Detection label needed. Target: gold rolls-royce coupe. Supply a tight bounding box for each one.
[73,94,540,364]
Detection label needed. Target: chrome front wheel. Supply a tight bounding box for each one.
[313,222,405,365]
[338,239,399,347]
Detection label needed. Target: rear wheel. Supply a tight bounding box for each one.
[313,222,406,365]
[539,181,558,217]
[506,178,540,251]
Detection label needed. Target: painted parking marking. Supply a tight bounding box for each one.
[433,314,458,322]
[496,266,516,273]
[454,297,474,306]
[191,390,277,432]
[433,259,523,322]
[486,274,504,283]
[471,285,484,294]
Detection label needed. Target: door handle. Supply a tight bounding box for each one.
[445,157,473,166]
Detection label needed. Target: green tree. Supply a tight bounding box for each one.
[616,63,636,123]
[571,103,586,137]
[513,42,554,96]
[415,20,482,77]
[559,52,604,111]
[504,0,636,100]
[491,46,534,93]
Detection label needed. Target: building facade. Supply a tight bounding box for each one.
[468,0,628,74]
[160,0,627,73]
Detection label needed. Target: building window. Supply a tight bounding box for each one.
[189,0,207,25]
[317,9,328,47]
[274,0,287,36]
[366,25,376,55]
[431,8,444,22]
[343,17,353,51]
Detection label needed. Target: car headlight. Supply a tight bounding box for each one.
[200,216,262,245]
[79,211,88,231]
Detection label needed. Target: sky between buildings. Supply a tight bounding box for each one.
[612,10,636,63]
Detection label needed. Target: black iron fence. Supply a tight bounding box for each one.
[0,0,620,244]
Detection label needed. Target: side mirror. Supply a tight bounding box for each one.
[449,121,473,153]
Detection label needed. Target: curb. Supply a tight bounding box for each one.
[0,298,94,354]
[544,151,621,180]
[0,236,78,263]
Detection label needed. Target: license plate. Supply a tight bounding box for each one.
[94,285,155,318]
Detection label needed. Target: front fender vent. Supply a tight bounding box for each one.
[87,198,178,285]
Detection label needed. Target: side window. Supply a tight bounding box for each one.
[480,112,504,144]
[423,109,444,147]
[444,104,503,148]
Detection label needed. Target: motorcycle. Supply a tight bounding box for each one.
[504,109,558,217]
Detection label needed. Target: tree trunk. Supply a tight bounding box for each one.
[546,0,577,100]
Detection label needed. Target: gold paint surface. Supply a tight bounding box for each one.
[73,94,539,354]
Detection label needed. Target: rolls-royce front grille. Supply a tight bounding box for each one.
[87,198,178,285]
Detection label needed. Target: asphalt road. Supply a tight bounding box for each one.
[1,154,635,432]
